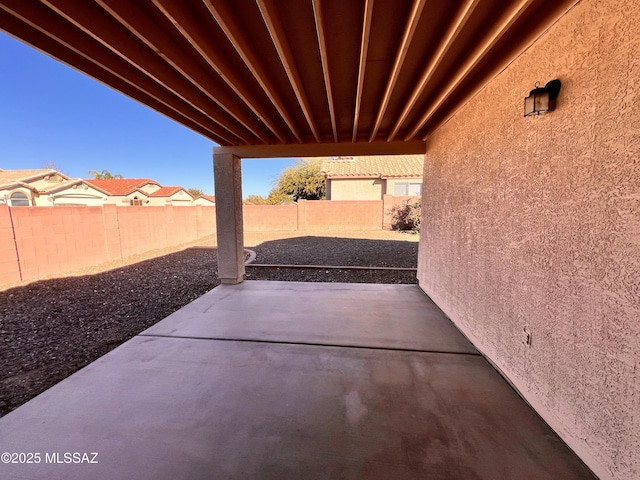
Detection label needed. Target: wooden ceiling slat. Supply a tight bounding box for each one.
[0,12,232,145]
[311,0,337,143]
[388,0,481,141]
[256,0,321,143]
[406,0,536,140]
[352,0,375,143]
[94,0,272,144]
[1,0,577,150]
[151,0,288,144]
[203,0,304,143]
[0,0,241,145]
[40,0,254,144]
[368,0,427,142]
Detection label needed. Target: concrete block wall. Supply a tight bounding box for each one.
[0,205,23,285]
[297,199,383,231]
[10,206,109,281]
[243,205,297,232]
[0,198,405,285]
[0,205,217,285]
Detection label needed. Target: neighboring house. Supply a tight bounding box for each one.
[147,186,194,206]
[0,169,210,207]
[0,168,108,206]
[192,195,216,206]
[84,178,162,206]
[320,155,423,200]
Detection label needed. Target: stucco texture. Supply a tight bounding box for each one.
[417,1,639,479]
[327,178,384,200]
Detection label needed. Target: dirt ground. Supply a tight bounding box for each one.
[0,230,419,417]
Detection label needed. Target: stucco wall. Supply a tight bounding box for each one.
[0,204,216,285]
[417,1,639,479]
[327,178,384,200]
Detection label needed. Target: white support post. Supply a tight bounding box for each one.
[213,152,245,284]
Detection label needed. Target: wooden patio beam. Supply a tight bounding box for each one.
[388,0,481,141]
[256,0,321,143]
[352,0,375,143]
[151,0,288,144]
[95,0,272,144]
[215,140,426,159]
[369,0,427,142]
[40,0,253,144]
[203,0,305,143]
[0,0,240,145]
[311,0,338,143]
[406,0,536,141]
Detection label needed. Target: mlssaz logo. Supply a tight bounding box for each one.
[45,452,98,464]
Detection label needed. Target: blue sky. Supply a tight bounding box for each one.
[0,32,297,197]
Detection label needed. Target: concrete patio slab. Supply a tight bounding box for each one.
[0,281,594,479]
[143,281,478,354]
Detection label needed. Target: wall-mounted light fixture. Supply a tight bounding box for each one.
[524,79,561,116]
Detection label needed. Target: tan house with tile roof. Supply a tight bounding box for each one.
[84,178,162,206]
[320,155,423,200]
[147,186,194,206]
[192,195,215,206]
[0,168,108,206]
[0,170,202,207]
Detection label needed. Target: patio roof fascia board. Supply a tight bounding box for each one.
[214,140,426,159]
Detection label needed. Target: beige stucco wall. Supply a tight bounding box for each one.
[103,192,149,206]
[147,191,194,206]
[40,184,107,206]
[327,178,384,200]
[417,1,639,479]
[193,197,215,206]
[138,183,161,194]
[21,173,66,192]
[146,197,171,207]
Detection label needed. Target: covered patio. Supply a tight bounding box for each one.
[1,0,638,478]
[0,281,593,479]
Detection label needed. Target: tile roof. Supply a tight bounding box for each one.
[84,178,159,195]
[320,155,423,179]
[0,168,68,186]
[149,186,190,197]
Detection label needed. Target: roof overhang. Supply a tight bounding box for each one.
[0,0,578,155]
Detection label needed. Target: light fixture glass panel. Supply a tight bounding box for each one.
[535,92,550,113]
[524,95,536,116]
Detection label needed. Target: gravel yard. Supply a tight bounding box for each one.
[0,231,419,417]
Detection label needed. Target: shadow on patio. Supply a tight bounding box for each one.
[0,280,594,479]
